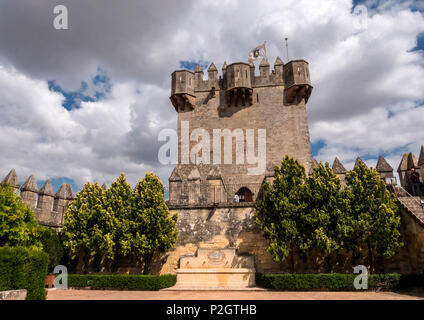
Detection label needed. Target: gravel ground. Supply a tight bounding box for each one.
[47,288,424,300]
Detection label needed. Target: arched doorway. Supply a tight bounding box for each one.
[236,187,253,202]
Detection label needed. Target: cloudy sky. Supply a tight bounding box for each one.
[0,0,423,196]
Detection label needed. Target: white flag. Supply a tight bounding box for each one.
[248,42,267,61]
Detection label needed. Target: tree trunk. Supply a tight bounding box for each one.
[143,253,154,275]
[82,250,90,274]
[290,243,295,273]
[367,240,374,273]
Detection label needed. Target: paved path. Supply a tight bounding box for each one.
[47,289,424,300]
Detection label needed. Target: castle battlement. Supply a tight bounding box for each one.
[170,57,312,113]
[2,168,75,229]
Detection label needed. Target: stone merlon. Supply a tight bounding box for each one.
[39,179,54,197]
[332,157,347,174]
[2,168,20,189]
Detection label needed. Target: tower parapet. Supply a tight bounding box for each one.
[169,56,313,115]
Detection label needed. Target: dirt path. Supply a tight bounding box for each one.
[47,289,424,300]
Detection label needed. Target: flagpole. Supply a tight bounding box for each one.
[285,38,289,62]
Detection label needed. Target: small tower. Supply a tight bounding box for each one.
[187,167,201,204]
[259,57,270,77]
[2,168,20,195]
[169,166,183,204]
[419,145,424,184]
[101,183,108,191]
[407,152,420,187]
[283,60,312,104]
[53,184,75,225]
[407,152,418,171]
[222,61,228,87]
[20,175,38,209]
[37,179,54,211]
[419,145,424,167]
[397,153,409,187]
[376,155,394,183]
[170,69,195,112]
[274,56,284,76]
[332,157,347,185]
[207,62,218,87]
[224,62,253,107]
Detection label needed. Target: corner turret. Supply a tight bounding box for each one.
[283,60,312,104]
[170,69,196,112]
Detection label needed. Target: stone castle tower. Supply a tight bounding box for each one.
[160,55,316,276]
[168,56,313,206]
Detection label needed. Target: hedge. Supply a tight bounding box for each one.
[0,246,49,300]
[68,274,176,290]
[256,273,424,291]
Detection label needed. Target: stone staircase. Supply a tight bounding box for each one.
[393,186,424,225]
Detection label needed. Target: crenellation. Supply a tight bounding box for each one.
[1,170,75,228]
[20,175,38,209]
[2,168,20,195]
[36,179,55,222]
[53,183,75,218]
[258,57,270,78]
[207,62,218,88]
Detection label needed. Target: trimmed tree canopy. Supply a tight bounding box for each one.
[0,184,42,248]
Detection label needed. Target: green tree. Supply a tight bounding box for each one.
[62,182,116,272]
[38,226,64,272]
[344,161,402,271]
[255,156,307,272]
[302,162,350,270]
[123,172,178,274]
[0,184,42,248]
[104,173,132,270]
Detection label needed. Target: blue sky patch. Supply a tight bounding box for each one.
[35,177,79,195]
[179,60,209,71]
[411,32,424,52]
[311,139,326,157]
[48,67,112,110]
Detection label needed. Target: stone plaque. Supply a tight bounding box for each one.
[207,250,226,266]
